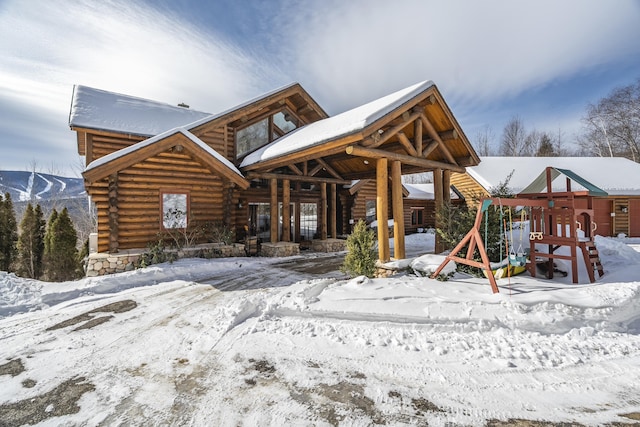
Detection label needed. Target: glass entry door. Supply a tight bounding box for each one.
[278,202,295,242]
[248,203,271,241]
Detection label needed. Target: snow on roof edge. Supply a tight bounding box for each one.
[240,80,435,168]
[84,127,244,179]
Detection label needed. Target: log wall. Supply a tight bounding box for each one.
[87,128,233,253]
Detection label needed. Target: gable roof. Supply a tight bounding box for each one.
[69,85,212,137]
[83,127,249,189]
[520,167,608,196]
[69,83,328,138]
[239,81,478,181]
[404,183,459,200]
[241,81,435,168]
[467,157,640,195]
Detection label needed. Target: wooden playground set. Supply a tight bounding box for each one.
[432,167,605,293]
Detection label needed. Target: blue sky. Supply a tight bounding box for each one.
[1,0,639,177]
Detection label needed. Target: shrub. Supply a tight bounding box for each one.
[341,219,377,278]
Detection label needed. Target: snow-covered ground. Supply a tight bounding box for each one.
[2,233,640,426]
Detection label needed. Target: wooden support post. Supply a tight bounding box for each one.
[392,161,405,259]
[108,173,119,253]
[330,183,337,239]
[434,169,444,253]
[414,118,423,156]
[270,178,278,243]
[443,169,451,204]
[223,181,234,229]
[377,158,390,262]
[320,182,328,240]
[282,179,290,242]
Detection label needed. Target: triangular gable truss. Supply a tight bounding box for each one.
[242,84,478,183]
[83,129,250,189]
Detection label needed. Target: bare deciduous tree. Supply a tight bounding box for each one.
[474,125,495,156]
[578,78,640,162]
[499,116,528,156]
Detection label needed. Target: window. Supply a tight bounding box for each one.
[273,111,297,134]
[300,203,318,240]
[236,118,269,158]
[248,203,271,240]
[365,200,376,223]
[235,109,298,159]
[162,192,188,229]
[411,208,424,226]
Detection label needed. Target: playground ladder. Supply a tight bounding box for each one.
[578,239,605,283]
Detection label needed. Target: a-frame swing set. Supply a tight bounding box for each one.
[431,167,605,294]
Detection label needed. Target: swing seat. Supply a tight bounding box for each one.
[483,258,527,279]
[508,253,527,267]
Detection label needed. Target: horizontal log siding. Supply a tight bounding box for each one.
[449,172,488,201]
[351,181,378,223]
[87,151,226,252]
[90,134,145,164]
[197,126,230,159]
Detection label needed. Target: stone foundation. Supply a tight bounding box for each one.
[85,251,143,277]
[261,242,300,257]
[85,239,344,277]
[85,243,246,277]
[311,238,347,253]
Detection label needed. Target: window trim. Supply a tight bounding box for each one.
[159,190,190,230]
[234,107,300,160]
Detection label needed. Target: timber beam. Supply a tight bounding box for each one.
[345,145,465,173]
[317,158,344,180]
[419,112,458,166]
[246,172,351,185]
[362,111,422,148]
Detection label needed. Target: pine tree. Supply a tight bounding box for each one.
[43,209,58,278]
[0,192,18,272]
[16,203,46,279]
[44,208,81,281]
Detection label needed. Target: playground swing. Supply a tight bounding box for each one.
[482,203,527,279]
[529,206,544,240]
[508,208,527,267]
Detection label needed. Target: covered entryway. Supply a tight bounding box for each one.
[239,81,480,261]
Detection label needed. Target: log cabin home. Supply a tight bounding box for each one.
[450,156,640,237]
[69,80,479,272]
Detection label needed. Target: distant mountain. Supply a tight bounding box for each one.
[0,171,85,202]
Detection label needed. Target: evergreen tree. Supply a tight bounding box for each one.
[44,208,81,281]
[0,192,18,272]
[16,203,46,279]
[436,172,515,269]
[43,209,58,277]
[341,219,377,278]
[536,133,557,157]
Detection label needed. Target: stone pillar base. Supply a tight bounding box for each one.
[311,239,346,253]
[261,242,300,257]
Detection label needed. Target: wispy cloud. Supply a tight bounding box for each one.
[1,0,639,174]
[286,0,640,112]
[0,0,286,174]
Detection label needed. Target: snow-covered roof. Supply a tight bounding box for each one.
[85,127,244,179]
[69,85,213,137]
[241,80,435,168]
[403,183,458,200]
[69,83,313,138]
[468,157,640,196]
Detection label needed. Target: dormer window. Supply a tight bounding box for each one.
[235,109,298,159]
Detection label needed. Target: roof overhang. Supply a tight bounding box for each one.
[83,128,250,189]
[240,82,479,182]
